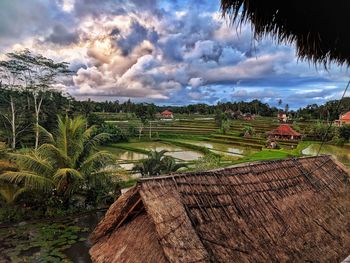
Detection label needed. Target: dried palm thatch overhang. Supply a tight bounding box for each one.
[90,156,350,263]
[220,0,350,66]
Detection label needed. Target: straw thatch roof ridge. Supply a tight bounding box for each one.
[138,155,330,182]
[221,0,350,66]
[90,155,350,262]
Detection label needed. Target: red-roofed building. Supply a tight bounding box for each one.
[267,124,302,140]
[335,111,350,126]
[160,110,173,119]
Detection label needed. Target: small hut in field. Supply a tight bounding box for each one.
[267,124,301,141]
[160,110,173,119]
[90,156,350,263]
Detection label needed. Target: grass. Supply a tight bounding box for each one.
[232,149,296,164]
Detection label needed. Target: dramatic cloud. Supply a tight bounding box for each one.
[0,0,348,108]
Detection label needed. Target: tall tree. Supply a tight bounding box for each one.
[0,60,28,149]
[7,50,70,149]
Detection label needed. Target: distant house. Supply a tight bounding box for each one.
[267,124,301,140]
[160,110,173,119]
[90,156,350,263]
[242,113,255,121]
[277,112,288,123]
[225,110,243,119]
[335,111,350,126]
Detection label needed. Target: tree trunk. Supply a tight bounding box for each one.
[149,122,152,139]
[138,124,143,140]
[34,94,43,150]
[10,96,16,149]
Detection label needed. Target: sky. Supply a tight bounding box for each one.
[0,0,349,109]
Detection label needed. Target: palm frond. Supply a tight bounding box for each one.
[0,184,26,204]
[38,125,55,144]
[10,152,54,177]
[37,143,71,167]
[83,133,111,155]
[0,171,54,192]
[80,151,115,174]
[83,125,97,141]
[56,115,69,156]
[53,168,83,194]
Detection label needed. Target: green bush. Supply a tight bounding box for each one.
[338,125,350,141]
[98,123,128,144]
[192,154,221,172]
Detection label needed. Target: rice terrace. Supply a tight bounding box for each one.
[1,0,350,262]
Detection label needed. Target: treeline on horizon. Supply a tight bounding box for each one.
[73,96,350,120]
[2,88,350,126]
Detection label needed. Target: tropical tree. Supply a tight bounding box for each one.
[0,116,118,205]
[133,150,186,176]
[221,120,231,134]
[6,50,71,149]
[285,104,289,114]
[242,125,255,137]
[0,60,27,149]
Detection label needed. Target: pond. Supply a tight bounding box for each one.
[124,141,185,152]
[101,142,204,170]
[0,211,104,262]
[302,144,350,166]
[181,140,258,157]
[100,146,147,161]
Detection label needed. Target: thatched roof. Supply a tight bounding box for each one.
[221,0,350,66]
[90,156,350,263]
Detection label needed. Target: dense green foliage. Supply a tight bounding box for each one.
[296,98,350,121]
[0,116,121,222]
[133,150,187,176]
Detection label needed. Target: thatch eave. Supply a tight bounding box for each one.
[221,0,350,66]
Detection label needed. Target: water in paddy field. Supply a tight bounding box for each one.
[302,144,350,166]
[182,140,258,157]
[125,141,185,152]
[165,150,203,161]
[106,142,204,164]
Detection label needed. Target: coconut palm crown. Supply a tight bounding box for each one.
[0,116,115,197]
[133,150,187,177]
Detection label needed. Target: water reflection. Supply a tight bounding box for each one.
[183,141,257,156]
[302,144,350,165]
[64,212,105,263]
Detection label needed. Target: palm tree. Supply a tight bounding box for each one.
[285,104,289,114]
[0,116,117,201]
[133,150,187,176]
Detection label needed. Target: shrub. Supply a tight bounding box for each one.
[98,123,128,144]
[338,125,350,141]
